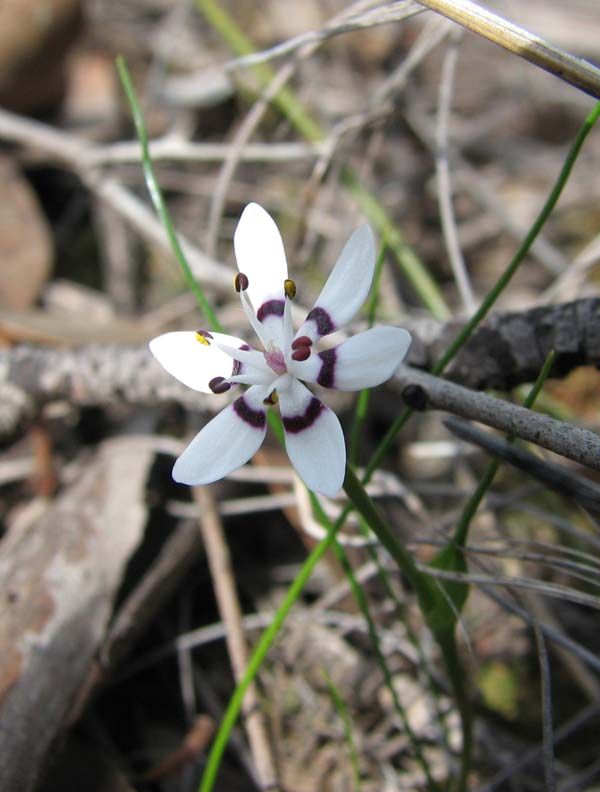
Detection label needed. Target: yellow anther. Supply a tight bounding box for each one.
[263,390,279,406]
[284,278,296,300]
[195,330,212,346]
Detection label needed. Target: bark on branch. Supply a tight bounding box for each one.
[406,297,600,389]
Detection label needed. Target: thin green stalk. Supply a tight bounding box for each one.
[197,0,322,143]
[195,0,450,320]
[349,241,387,464]
[349,390,371,466]
[116,57,223,331]
[323,670,362,792]
[340,469,472,789]
[432,102,600,377]
[356,512,454,754]
[199,519,338,792]
[342,464,435,613]
[330,537,439,792]
[117,59,297,791]
[439,634,472,792]
[311,496,441,792]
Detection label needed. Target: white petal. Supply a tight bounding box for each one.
[296,224,376,341]
[279,379,345,497]
[234,203,288,343]
[294,326,412,391]
[173,385,268,485]
[149,331,253,392]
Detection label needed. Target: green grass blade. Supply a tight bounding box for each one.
[116,56,223,331]
[323,672,362,791]
[312,496,441,792]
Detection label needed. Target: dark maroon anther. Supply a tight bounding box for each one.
[196,329,213,340]
[234,272,249,292]
[209,376,232,394]
[291,335,313,350]
[291,346,311,362]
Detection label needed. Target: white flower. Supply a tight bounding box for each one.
[149,203,411,497]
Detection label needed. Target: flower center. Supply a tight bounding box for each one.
[264,345,287,375]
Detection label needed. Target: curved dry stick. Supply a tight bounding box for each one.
[193,487,279,790]
[435,30,476,312]
[417,0,600,99]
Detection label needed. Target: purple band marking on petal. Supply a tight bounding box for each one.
[282,397,323,434]
[233,396,266,429]
[305,306,335,336]
[257,299,284,323]
[317,348,336,388]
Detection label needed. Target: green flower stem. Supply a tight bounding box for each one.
[330,541,440,792]
[116,57,224,332]
[342,464,435,613]
[358,511,454,752]
[196,0,450,320]
[349,390,371,466]
[438,632,472,792]
[199,518,339,792]
[311,495,441,792]
[341,467,476,789]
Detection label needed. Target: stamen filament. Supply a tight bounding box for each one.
[239,288,270,349]
[282,295,294,351]
[211,340,269,372]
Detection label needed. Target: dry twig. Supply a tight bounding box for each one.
[397,364,600,471]
[417,0,600,99]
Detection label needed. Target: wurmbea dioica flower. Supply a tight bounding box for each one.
[150,203,411,497]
